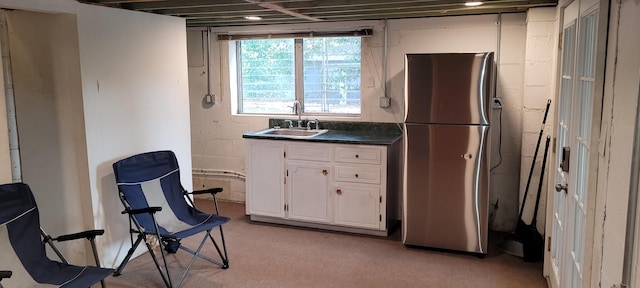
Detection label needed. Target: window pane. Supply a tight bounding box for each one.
[240,39,295,114]
[303,37,361,114]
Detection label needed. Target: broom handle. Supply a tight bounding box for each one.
[519,99,552,220]
[532,136,551,224]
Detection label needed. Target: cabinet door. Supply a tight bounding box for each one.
[333,184,380,229]
[287,162,331,223]
[247,140,285,218]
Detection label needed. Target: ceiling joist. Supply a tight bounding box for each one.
[78,0,558,27]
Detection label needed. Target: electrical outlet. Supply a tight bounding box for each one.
[379,97,391,108]
[492,97,503,109]
[204,94,214,105]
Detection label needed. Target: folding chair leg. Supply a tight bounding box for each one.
[209,226,229,268]
[176,232,210,288]
[147,237,172,288]
[89,237,107,288]
[114,233,173,288]
[113,234,144,276]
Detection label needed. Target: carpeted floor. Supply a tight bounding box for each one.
[104,200,547,288]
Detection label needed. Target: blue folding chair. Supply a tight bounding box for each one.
[0,183,113,288]
[112,150,230,288]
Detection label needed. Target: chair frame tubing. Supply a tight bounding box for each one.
[41,228,108,288]
[114,191,229,288]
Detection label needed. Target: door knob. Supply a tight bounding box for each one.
[555,183,567,193]
[336,189,342,195]
[322,169,328,175]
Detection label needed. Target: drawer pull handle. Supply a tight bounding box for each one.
[322,169,328,175]
[355,154,359,158]
[355,174,359,178]
[336,189,342,195]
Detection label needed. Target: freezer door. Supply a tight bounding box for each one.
[404,53,493,125]
[402,123,490,254]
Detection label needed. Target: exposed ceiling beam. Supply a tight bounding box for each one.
[245,0,324,22]
[119,0,311,11]
[78,0,558,27]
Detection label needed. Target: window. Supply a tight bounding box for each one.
[235,37,362,115]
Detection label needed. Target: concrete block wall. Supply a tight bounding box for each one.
[188,14,536,232]
[187,29,265,203]
[489,13,526,231]
[519,8,558,233]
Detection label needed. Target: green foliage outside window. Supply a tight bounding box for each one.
[238,37,361,115]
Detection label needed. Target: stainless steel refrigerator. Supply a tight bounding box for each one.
[402,52,494,255]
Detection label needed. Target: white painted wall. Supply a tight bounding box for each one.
[7,10,92,264]
[597,0,640,286]
[0,0,192,268]
[189,14,528,232]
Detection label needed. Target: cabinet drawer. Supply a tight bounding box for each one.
[334,165,381,184]
[334,147,381,164]
[287,143,331,161]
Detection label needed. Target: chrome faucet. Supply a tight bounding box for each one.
[291,100,303,128]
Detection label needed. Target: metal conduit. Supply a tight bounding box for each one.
[622,68,640,288]
[496,13,501,94]
[0,11,21,183]
[382,18,388,99]
[204,27,215,105]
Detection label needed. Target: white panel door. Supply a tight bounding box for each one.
[549,1,600,287]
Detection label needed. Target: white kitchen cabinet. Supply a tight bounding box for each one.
[287,162,331,223]
[286,143,332,223]
[245,140,285,218]
[333,183,380,229]
[245,138,400,236]
[332,145,387,230]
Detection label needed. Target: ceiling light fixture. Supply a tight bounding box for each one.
[244,15,262,20]
[465,1,484,6]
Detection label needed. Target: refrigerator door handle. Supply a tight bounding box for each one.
[473,129,488,254]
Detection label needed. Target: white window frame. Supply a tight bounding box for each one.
[228,35,365,117]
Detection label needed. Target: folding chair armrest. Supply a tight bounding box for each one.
[188,187,223,196]
[0,271,11,280]
[54,230,105,242]
[123,206,162,215]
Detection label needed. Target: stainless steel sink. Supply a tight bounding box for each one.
[256,128,328,139]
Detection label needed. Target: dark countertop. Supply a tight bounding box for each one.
[242,120,403,146]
